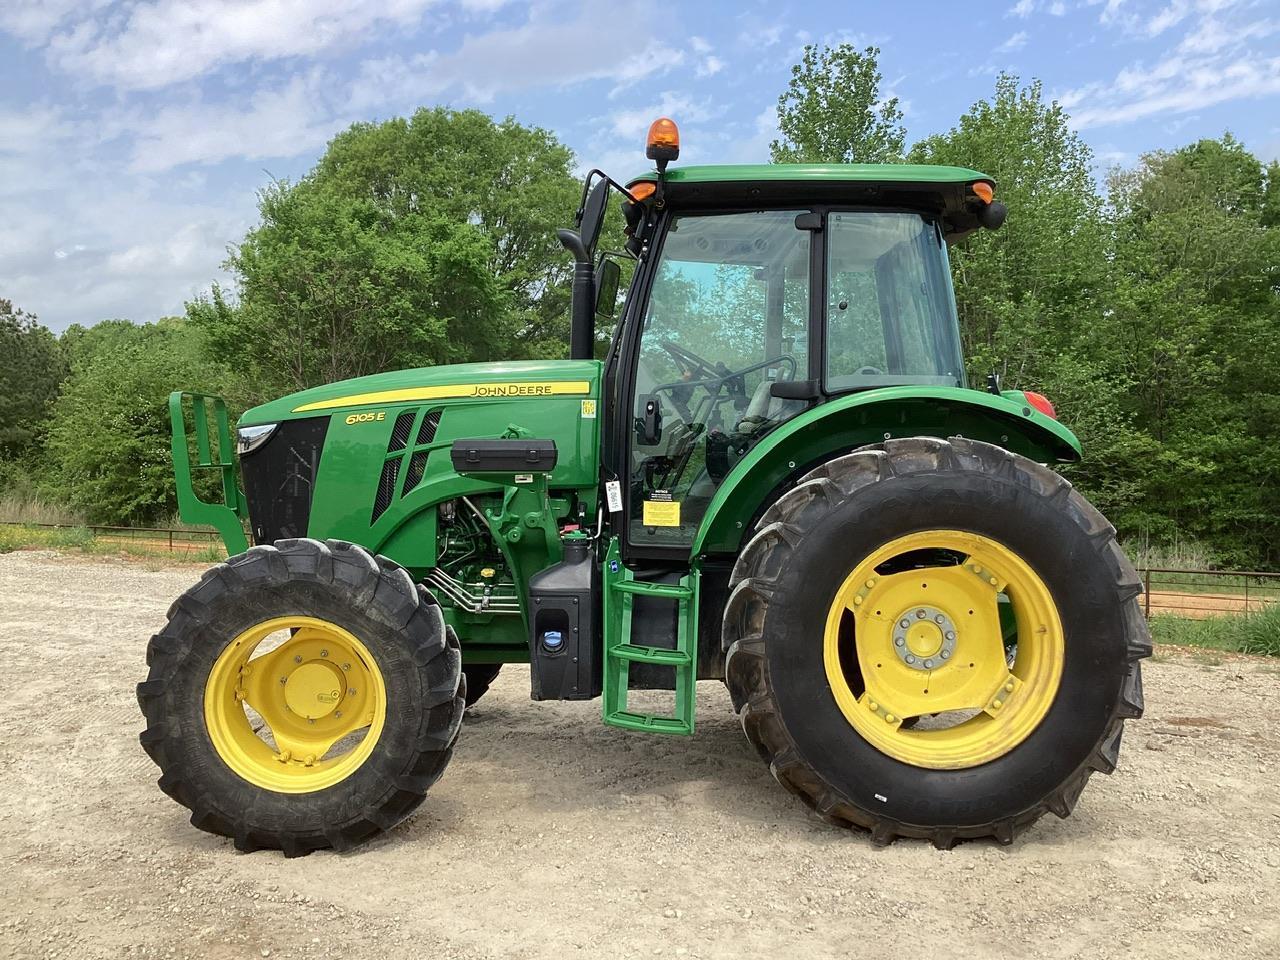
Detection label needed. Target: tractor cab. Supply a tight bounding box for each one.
[559,119,1008,557]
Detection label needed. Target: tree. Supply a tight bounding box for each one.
[189,109,580,401]
[1106,136,1280,565]
[771,44,906,164]
[0,299,65,456]
[44,319,232,525]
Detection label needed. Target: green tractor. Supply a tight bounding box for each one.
[139,119,1149,855]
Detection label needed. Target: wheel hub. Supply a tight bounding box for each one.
[284,661,346,720]
[893,605,956,670]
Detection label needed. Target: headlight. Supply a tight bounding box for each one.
[236,423,278,456]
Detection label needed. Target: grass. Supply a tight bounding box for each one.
[0,491,85,526]
[0,523,226,565]
[1150,603,1280,658]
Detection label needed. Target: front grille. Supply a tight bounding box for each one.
[240,416,328,544]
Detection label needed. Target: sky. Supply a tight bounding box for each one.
[1,0,1278,333]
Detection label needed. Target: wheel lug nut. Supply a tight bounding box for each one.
[899,619,910,629]
[348,688,356,696]
[334,710,342,719]
[885,714,896,723]
[279,676,287,684]
[906,655,916,664]
[941,650,951,659]
[320,649,329,658]
[293,655,302,664]
[924,659,933,668]
[342,663,351,671]
[1005,681,1015,692]
[934,614,945,624]
[945,631,956,641]
[895,637,905,647]
[916,610,926,619]
[868,700,879,711]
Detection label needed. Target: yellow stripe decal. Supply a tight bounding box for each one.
[293,380,593,413]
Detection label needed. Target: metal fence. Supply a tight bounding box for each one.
[0,520,222,554]
[1138,567,1280,620]
[5,520,1280,615]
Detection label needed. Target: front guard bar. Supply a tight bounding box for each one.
[168,391,249,555]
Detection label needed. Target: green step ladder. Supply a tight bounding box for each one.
[601,537,699,735]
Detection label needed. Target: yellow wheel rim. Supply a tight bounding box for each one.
[204,616,387,793]
[823,530,1064,769]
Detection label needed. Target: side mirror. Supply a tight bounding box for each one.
[594,257,621,320]
[980,200,1008,231]
[579,179,610,254]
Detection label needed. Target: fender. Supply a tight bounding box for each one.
[692,386,1082,556]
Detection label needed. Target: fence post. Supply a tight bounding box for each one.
[1143,569,1151,618]
[1244,577,1250,617]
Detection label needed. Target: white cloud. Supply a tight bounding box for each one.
[696,55,725,78]
[998,30,1030,52]
[15,0,445,91]
[607,93,714,141]
[1049,2,1067,15]
[122,71,343,173]
[1062,51,1280,127]
[348,8,683,107]
[1008,0,1035,18]
[1066,1,1280,127]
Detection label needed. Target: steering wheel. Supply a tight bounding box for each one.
[660,340,721,381]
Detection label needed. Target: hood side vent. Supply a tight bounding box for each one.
[403,452,430,494]
[417,409,441,445]
[388,410,415,452]
[372,458,400,523]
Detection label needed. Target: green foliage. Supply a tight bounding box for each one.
[771,44,905,163]
[0,299,66,456]
[43,319,231,525]
[1105,135,1280,566]
[1150,604,1280,658]
[189,108,578,402]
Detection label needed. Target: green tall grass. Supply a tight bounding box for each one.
[1150,604,1280,657]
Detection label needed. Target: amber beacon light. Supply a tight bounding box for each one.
[646,117,680,166]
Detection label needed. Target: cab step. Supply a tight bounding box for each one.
[601,538,698,735]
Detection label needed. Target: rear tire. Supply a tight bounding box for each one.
[723,438,1150,847]
[137,538,465,855]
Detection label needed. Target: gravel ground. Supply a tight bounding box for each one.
[1,549,1278,960]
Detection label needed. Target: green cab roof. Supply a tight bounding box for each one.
[625,163,997,238]
[628,163,993,187]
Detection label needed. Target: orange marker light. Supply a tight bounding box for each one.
[628,181,657,202]
[972,181,995,203]
[646,117,680,163]
[1024,391,1057,419]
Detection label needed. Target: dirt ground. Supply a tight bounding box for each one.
[1,550,1278,960]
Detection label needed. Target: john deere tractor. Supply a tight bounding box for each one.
[139,118,1149,855]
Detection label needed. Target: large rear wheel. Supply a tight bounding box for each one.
[723,437,1150,847]
[138,539,465,855]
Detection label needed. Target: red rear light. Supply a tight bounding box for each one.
[1024,391,1056,419]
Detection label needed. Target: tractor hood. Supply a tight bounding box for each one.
[239,359,602,427]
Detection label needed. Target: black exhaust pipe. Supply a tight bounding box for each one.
[558,229,594,360]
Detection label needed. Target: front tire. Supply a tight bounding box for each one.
[723,438,1150,847]
[137,539,465,855]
